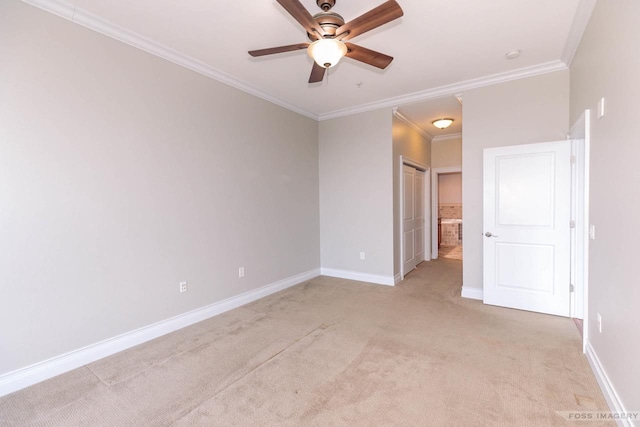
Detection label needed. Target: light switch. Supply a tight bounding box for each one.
[598,97,605,119]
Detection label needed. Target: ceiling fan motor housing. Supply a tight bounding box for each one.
[316,0,336,11]
[310,11,345,38]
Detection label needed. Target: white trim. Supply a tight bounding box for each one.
[394,273,402,284]
[318,61,567,121]
[561,0,598,66]
[20,0,318,121]
[423,171,432,266]
[582,111,591,352]
[399,157,431,280]
[569,136,578,319]
[568,110,591,351]
[400,157,429,174]
[399,159,405,280]
[392,109,433,141]
[22,0,74,19]
[0,268,320,397]
[320,268,395,286]
[568,111,589,324]
[461,287,483,300]
[432,133,462,143]
[431,166,462,259]
[585,341,632,427]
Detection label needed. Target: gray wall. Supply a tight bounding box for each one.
[319,109,394,280]
[461,71,570,292]
[438,173,462,205]
[570,0,640,412]
[392,117,431,277]
[431,137,462,168]
[0,1,319,375]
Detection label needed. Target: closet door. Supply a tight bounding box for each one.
[403,165,423,274]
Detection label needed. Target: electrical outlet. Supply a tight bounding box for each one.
[597,312,602,333]
[179,281,187,293]
[239,267,245,278]
[360,252,365,260]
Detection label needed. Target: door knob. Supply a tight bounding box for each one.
[485,232,499,237]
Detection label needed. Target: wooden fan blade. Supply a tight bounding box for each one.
[335,0,403,41]
[345,43,393,69]
[249,43,309,57]
[276,0,325,40]
[309,62,326,83]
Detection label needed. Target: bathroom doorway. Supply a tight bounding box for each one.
[432,167,462,260]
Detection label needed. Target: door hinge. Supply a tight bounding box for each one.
[570,220,576,228]
[571,155,576,164]
[570,284,575,292]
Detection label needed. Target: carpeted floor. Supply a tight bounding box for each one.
[0,259,612,426]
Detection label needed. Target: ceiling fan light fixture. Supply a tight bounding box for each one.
[432,118,454,129]
[307,38,347,68]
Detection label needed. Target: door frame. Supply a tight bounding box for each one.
[399,156,430,280]
[568,110,591,352]
[431,166,462,259]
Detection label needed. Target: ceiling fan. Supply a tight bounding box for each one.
[249,0,404,83]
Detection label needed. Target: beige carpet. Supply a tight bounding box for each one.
[0,259,611,426]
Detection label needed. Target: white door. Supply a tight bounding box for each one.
[483,140,571,317]
[415,170,425,264]
[403,165,424,274]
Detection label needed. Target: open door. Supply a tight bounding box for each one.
[483,140,571,317]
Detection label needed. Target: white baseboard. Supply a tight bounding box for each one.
[394,273,402,285]
[0,268,320,398]
[461,286,483,300]
[320,268,395,286]
[585,341,633,427]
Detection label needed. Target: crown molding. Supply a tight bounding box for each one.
[392,108,433,141]
[561,0,598,66]
[21,0,320,121]
[22,0,572,124]
[432,133,462,143]
[318,60,568,121]
[23,0,74,19]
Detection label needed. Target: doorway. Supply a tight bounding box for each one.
[568,110,591,351]
[431,166,462,259]
[480,111,590,335]
[437,172,462,260]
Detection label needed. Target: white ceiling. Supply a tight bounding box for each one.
[36,0,586,123]
[398,96,462,138]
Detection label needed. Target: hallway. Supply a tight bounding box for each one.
[438,245,462,260]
